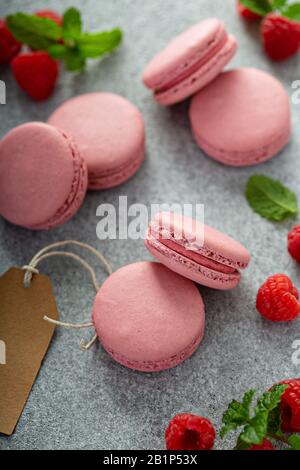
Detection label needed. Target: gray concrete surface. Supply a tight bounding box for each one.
[1,0,300,450]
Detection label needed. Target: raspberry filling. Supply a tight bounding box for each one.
[159,236,236,274]
[155,31,228,94]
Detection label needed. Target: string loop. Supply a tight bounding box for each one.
[22,240,113,350]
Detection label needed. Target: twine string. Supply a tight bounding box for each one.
[22,240,113,350]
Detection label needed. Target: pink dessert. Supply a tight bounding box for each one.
[145,212,250,290]
[0,122,87,230]
[93,261,205,372]
[48,93,145,190]
[190,68,291,166]
[143,18,237,106]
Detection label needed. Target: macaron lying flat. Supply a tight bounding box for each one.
[190,68,291,166]
[48,93,145,190]
[143,18,237,106]
[93,261,205,372]
[145,212,250,290]
[0,122,87,230]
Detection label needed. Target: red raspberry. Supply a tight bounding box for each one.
[0,19,21,64]
[288,225,300,263]
[279,379,300,432]
[35,10,62,26]
[11,52,59,101]
[256,274,300,322]
[249,438,274,450]
[261,14,300,61]
[236,2,261,21]
[165,414,215,450]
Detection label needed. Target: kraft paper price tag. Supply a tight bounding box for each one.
[0,268,58,435]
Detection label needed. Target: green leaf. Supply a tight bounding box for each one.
[245,175,298,222]
[281,3,300,21]
[64,48,86,71]
[288,434,300,450]
[239,0,273,15]
[221,390,256,438]
[271,0,287,10]
[267,406,283,436]
[234,435,252,450]
[48,44,69,60]
[77,28,122,58]
[62,7,82,41]
[255,384,287,414]
[241,411,269,445]
[6,13,62,50]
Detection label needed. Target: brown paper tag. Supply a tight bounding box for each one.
[0,267,58,435]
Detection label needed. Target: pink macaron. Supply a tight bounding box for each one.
[93,261,205,372]
[190,68,291,166]
[143,18,237,106]
[48,93,145,190]
[145,212,250,290]
[0,122,87,230]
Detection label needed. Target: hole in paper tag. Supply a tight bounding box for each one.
[0,268,58,436]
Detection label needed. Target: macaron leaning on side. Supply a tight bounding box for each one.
[48,93,145,190]
[143,18,237,106]
[93,262,205,372]
[0,122,87,230]
[189,67,291,166]
[145,212,250,290]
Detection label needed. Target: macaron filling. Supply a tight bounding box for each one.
[155,31,229,95]
[148,222,246,276]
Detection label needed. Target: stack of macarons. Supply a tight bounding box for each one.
[91,210,250,373]
[0,93,145,230]
[143,18,291,166]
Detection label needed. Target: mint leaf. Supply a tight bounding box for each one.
[239,0,273,15]
[271,0,288,9]
[6,13,62,50]
[234,436,252,450]
[77,29,122,58]
[241,411,269,445]
[245,175,298,222]
[288,434,300,450]
[255,384,287,414]
[267,406,283,436]
[221,389,256,438]
[62,7,82,41]
[48,44,69,60]
[240,385,287,445]
[281,3,300,21]
[64,49,86,71]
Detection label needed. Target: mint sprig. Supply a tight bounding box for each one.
[6,7,122,71]
[239,0,273,15]
[240,0,300,20]
[221,385,288,448]
[245,175,298,222]
[281,3,300,21]
[6,13,62,50]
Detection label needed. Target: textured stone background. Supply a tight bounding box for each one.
[1,0,300,451]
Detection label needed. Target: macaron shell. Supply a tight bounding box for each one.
[145,236,241,290]
[0,122,87,229]
[189,68,291,166]
[93,262,205,372]
[48,93,145,190]
[143,19,224,89]
[151,212,250,270]
[155,35,237,106]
